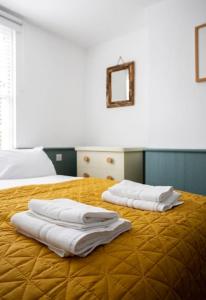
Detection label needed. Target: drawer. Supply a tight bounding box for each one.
[77,151,124,168]
[77,151,124,180]
[77,165,124,180]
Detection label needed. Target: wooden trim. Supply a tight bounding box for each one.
[106,61,135,108]
[145,148,206,153]
[195,23,206,82]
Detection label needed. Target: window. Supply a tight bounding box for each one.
[0,22,15,149]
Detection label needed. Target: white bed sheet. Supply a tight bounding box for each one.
[0,175,79,190]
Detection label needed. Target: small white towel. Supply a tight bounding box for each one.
[11,211,131,257]
[109,180,174,202]
[28,199,119,230]
[102,190,183,212]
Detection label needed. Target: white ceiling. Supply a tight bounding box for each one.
[0,0,163,48]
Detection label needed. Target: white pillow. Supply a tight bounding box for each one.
[0,147,56,179]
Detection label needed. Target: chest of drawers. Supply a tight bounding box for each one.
[75,147,143,182]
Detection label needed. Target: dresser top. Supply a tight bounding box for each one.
[75,146,143,152]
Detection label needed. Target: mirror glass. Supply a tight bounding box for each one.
[195,23,206,82]
[199,26,206,78]
[111,69,129,101]
[106,61,135,108]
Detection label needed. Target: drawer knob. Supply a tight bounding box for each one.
[83,156,90,162]
[107,176,114,180]
[83,173,90,178]
[106,157,114,164]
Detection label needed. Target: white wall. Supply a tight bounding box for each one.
[83,27,149,146]
[147,0,206,148]
[15,0,206,149]
[15,22,86,148]
[84,0,206,148]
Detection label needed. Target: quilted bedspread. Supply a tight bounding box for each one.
[0,178,206,300]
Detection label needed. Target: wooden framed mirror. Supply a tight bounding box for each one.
[195,23,206,82]
[106,61,135,108]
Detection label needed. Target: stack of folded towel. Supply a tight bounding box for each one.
[102,180,183,212]
[11,199,131,257]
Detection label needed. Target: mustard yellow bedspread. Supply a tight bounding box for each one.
[0,178,206,300]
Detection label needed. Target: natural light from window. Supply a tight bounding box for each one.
[0,23,15,149]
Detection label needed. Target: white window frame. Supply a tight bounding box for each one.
[0,9,22,149]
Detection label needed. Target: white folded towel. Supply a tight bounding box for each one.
[102,190,183,212]
[28,199,119,230]
[109,180,174,202]
[11,211,131,257]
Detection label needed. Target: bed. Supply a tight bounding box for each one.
[0,175,206,300]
